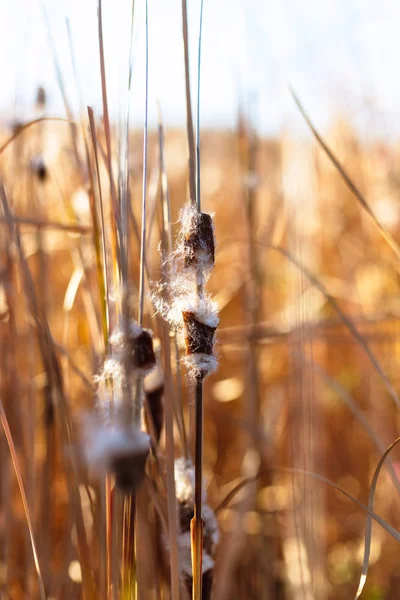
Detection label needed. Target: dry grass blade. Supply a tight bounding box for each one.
[0,397,46,600]
[290,87,400,262]
[0,117,71,155]
[97,0,121,277]
[157,109,188,456]
[271,245,400,410]
[41,3,83,170]
[87,106,110,348]
[355,436,400,599]
[215,476,257,514]
[195,0,204,212]
[0,182,95,597]
[313,362,400,494]
[138,0,149,328]
[160,321,180,600]
[54,342,95,392]
[285,467,400,542]
[0,215,91,234]
[181,0,196,205]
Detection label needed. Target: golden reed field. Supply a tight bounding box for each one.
[2,92,400,600]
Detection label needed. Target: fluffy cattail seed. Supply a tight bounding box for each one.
[173,458,219,599]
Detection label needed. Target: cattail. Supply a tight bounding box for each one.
[153,207,219,380]
[35,86,47,111]
[181,205,215,272]
[30,155,48,182]
[133,329,156,371]
[82,416,150,493]
[182,308,218,381]
[144,364,164,444]
[110,320,156,375]
[174,458,219,599]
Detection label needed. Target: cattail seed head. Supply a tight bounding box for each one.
[30,155,47,182]
[132,330,156,371]
[35,86,47,110]
[144,365,164,443]
[182,310,216,356]
[82,416,150,493]
[182,208,215,270]
[182,308,218,379]
[110,321,156,374]
[111,445,149,492]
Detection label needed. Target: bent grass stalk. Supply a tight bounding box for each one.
[0,397,46,600]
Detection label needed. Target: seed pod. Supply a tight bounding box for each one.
[144,366,164,444]
[30,156,47,182]
[132,329,156,371]
[111,445,149,493]
[183,210,215,270]
[182,311,216,357]
[36,86,47,110]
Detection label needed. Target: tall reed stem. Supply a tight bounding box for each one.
[191,377,204,599]
[189,1,206,596]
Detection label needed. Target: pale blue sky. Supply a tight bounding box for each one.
[1,0,400,136]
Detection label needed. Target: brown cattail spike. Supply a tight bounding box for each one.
[184,211,215,269]
[30,156,48,182]
[111,446,149,493]
[145,386,164,444]
[132,330,156,371]
[36,86,47,110]
[182,311,216,356]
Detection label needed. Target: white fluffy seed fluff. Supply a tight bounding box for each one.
[178,532,215,577]
[94,357,126,389]
[175,457,197,504]
[81,415,149,477]
[109,321,143,351]
[183,354,218,378]
[174,457,220,578]
[174,458,219,547]
[144,364,164,394]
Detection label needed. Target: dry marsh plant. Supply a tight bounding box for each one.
[3,2,400,600]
